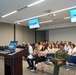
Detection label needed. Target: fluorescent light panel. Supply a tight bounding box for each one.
[27,0,45,7]
[1,0,45,18]
[53,6,76,13]
[1,10,17,18]
[40,20,53,24]
[15,13,49,23]
[64,17,70,19]
[15,6,76,23]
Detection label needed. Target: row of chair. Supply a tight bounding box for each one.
[46,53,76,64]
[44,53,76,75]
[0,46,8,51]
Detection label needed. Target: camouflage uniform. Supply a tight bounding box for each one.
[49,50,68,75]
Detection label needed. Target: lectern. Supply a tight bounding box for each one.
[0,48,29,75]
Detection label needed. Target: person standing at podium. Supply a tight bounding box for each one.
[26,43,34,69]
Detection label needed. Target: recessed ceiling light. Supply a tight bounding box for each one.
[48,13,56,16]
[64,17,70,19]
[40,20,53,24]
[17,22,20,24]
[53,13,56,16]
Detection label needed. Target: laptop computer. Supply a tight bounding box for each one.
[0,41,18,54]
[8,41,18,53]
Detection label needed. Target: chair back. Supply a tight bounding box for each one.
[47,53,55,57]
[68,56,76,64]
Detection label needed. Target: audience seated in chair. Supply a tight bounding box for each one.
[35,44,48,69]
[26,43,33,69]
[25,41,76,73]
[26,43,40,71]
[68,44,76,56]
[64,42,71,52]
[48,43,68,75]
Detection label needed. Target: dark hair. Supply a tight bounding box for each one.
[56,41,59,44]
[68,41,72,46]
[48,44,52,49]
[41,45,48,51]
[60,43,65,47]
[39,41,43,45]
[39,42,40,45]
[71,44,75,48]
[60,41,63,44]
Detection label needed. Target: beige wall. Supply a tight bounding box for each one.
[16,25,35,44]
[49,26,76,43]
[0,22,35,46]
[0,22,14,46]
[38,22,76,30]
[37,22,76,43]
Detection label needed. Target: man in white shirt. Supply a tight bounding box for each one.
[64,42,71,52]
[28,43,33,54]
[26,43,34,69]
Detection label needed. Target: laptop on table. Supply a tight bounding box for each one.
[8,41,18,53]
[0,41,18,54]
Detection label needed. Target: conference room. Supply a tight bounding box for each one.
[0,0,76,75]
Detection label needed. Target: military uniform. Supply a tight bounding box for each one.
[49,49,68,75]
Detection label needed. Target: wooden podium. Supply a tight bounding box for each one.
[0,48,29,75]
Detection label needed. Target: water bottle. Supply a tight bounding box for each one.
[42,66,44,73]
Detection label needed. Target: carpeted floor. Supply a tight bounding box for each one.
[0,57,76,75]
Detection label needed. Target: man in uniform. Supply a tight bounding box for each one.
[48,43,68,75]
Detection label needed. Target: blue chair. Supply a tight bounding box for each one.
[5,46,9,50]
[0,46,5,51]
[68,56,76,64]
[0,46,1,50]
[59,56,76,75]
[64,56,76,69]
[47,53,55,57]
[43,53,55,74]
[44,53,55,65]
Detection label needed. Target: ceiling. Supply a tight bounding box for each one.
[0,0,76,26]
